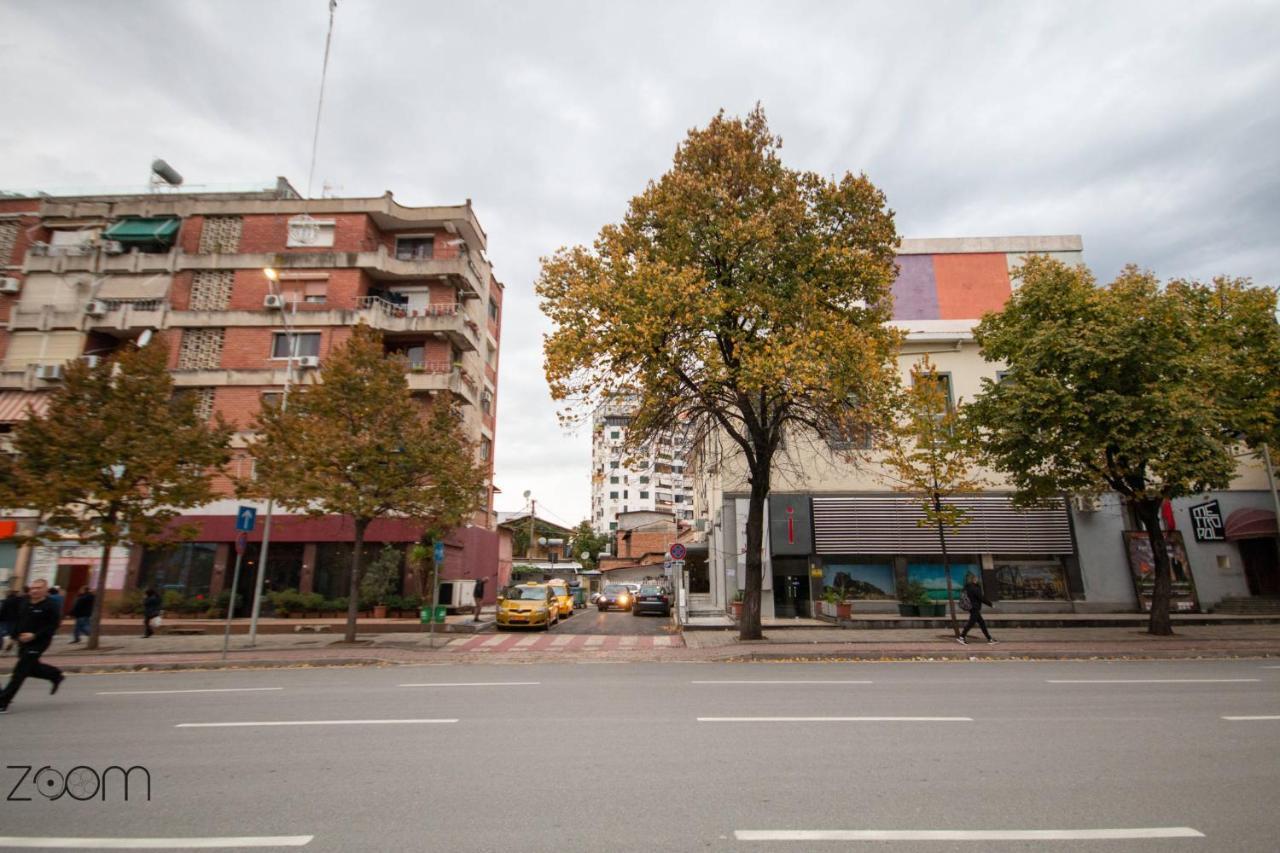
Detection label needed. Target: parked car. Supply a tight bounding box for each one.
[597,583,634,612]
[545,578,574,618]
[632,583,672,617]
[495,584,559,631]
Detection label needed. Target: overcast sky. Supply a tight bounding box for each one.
[2,0,1277,526]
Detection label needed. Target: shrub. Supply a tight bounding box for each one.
[112,590,144,616]
[301,592,325,615]
[161,589,186,612]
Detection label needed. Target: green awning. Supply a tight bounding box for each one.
[103,217,180,242]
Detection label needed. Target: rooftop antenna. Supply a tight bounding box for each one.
[149,159,183,193]
[305,1,339,199]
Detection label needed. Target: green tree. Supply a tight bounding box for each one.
[567,520,611,569]
[246,325,484,642]
[968,257,1280,635]
[538,107,902,639]
[880,356,986,637]
[0,341,231,649]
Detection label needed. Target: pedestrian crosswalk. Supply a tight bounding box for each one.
[445,634,684,653]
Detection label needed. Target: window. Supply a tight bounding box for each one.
[639,476,650,484]
[609,491,618,499]
[261,391,284,409]
[271,332,321,359]
[623,490,629,499]
[639,491,649,499]
[610,461,619,470]
[480,437,491,462]
[280,278,328,304]
[610,476,619,484]
[996,370,1013,384]
[609,522,618,531]
[395,236,434,260]
[912,371,954,413]
[481,391,492,414]
[993,556,1068,601]
[610,430,620,439]
[137,543,217,597]
[674,494,684,503]
[488,298,499,321]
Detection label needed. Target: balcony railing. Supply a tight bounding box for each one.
[357,296,459,318]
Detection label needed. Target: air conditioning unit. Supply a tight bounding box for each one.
[84,299,108,317]
[263,294,285,309]
[1071,494,1102,513]
[82,355,102,369]
[296,355,320,369]
[0,277,20,294]
[101,240,125,255]
[35,364,63,380]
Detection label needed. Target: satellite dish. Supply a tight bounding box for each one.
[137,329,154,348]
[150,159,184,187]
[522,490,531,499]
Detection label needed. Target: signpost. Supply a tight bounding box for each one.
[428,541,445,648]
[222,507,257,660]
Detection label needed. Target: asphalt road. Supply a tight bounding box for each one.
[1,659,1278,852]
[547,605,672,635]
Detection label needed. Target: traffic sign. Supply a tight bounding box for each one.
[669,543,686,560]
[235,532,248,555]
[434,541,445,564]
[235,506,257,532]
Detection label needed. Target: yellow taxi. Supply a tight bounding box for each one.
[495,584,559,631]
[545,579,574,619]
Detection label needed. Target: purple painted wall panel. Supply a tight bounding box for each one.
[890,255,939,320]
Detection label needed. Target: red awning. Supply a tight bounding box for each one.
[0,391,49,423]
[1225,508,1278,540]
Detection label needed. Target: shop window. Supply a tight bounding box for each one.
[395,236,434,260]
[137,543,217,597]
[314,542,398,600]
[820,560,896,600]
[271,332,321,359]
[906,558,979,602]
[993,555,1069,601]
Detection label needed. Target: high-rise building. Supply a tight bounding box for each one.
[590,397,694,534]
[0,177,502,601]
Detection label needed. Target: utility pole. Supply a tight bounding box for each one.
[528,499,536,559]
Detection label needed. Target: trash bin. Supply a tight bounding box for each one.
[420,607,432,624]
[572,587,587,608]
[433,605,448,623]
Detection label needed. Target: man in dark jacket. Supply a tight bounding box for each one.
[70,587,95,644]
[0,579,65,712]
[142,589,162,638]
[472,577,486,622]
[0,589,20,654]
[957,573,997,645]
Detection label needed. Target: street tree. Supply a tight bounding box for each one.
[567,520,611,569]
[968,256,1280,635]
[880,356,986,637]
[246,325,484,642]
[538,107,902,639]
[0,341,231,649]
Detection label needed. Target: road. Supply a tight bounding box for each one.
[547,605,672,635]
[1,658,1278,851]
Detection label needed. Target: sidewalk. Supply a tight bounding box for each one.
[5,622,1280,673]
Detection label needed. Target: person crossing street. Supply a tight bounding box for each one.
[0,579,65,713]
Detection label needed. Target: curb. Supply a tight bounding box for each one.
[18,657,400,674]
[720,650,1280,662]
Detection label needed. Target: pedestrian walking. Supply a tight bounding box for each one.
[956,573,997,645]
[472,577,486,622]
[142,588,162,639]
[48,586,65,619]
[70,586,95,644]
[0,589,20,654]
[0,579,65,713]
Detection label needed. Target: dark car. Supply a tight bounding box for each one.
[597,583,634,612]
[632,583,672,617]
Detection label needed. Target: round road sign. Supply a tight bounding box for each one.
[669,542,687,560]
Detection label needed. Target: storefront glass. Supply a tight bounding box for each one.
[313,542,399,600]
[138,543,217,596]
[993,555,1069,600]
[821,560,896,599]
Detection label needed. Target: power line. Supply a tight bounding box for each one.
[305,0,338,199]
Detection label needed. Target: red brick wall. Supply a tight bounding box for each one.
[238,213,380,254]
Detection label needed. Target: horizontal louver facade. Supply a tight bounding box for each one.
[813,495,1073,555]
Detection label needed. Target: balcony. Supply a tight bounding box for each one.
[24,246,178,275]
[86,300,171,334]
[0,360,81,391]
[355,297,479,351]
[404,362,478,406]
[7,304,86,332]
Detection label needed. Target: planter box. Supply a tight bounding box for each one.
[898,604,918,616]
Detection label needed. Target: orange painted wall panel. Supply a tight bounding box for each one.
[932,253,1012,320]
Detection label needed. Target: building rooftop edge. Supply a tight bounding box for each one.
[897,235,1083,255]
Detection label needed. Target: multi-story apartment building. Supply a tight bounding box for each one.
[690,235,1280,619]
[590,397,694,534]
[0,178,503,605]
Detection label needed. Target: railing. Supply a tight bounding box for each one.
[405,360,454,373]
[357,296,459,318]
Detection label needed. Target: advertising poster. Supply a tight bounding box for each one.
[907,562,978,601]
[1123,530,1199,612]
[823,563,896,599]
[994,560,1069,600]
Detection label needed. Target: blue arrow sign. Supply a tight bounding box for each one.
[434,541,445,564]
[235,506,257,532]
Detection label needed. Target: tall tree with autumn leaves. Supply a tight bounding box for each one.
[538,108,902,639]
[246,325,483,643]
[0,341,232,650]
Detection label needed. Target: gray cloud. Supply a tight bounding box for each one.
[3,0,1277,520]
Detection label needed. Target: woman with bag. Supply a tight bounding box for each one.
[957,573,996,645]
[142,588,162,638]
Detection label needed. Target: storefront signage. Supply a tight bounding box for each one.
[1123,530,1199,612]
[768,495,813,555]
[1188,500,1225,542]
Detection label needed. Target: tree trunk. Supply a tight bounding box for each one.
[739,469,770,641]
[85,536,113,651]
[934,493,960,638]
[344,519,369,643]
[1134,498,1175,636]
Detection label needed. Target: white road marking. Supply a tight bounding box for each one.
[176,719,457,728]
[1047,678,1260,684]
[446,638,471,648]
[699,716,972,722]
[96,687,284,696]
[514,635,540,647]
[1222,715,1280,721]
[619,635,638,647]
[584,636,605,647]
[692,680,873,685]
[551,635,573,647]
[480,635,507,647]
[734,828,1204,842]
[654,636,676,647]
[398,681,540,688]
[0,837,313,849]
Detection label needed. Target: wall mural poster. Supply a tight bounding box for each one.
[907,563,977,601]
[1123,530,1199,613]
[823,564,896,599]
[994,561,1068,600]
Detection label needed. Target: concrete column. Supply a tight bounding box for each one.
[300,543,317,594]
[209,543,231,596]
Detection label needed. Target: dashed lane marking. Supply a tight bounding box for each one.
[0,837,314,849]
[177,719,457,728]
[734,828,1204,841]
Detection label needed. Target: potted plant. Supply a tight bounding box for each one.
[822,589,851,620]
[361,544,403,619]
[731,589,745,619]
[897,580,927,617]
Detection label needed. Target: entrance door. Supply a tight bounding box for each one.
[772,558,810,619]
[55,564,90,615]
[1240,539,1280,597]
